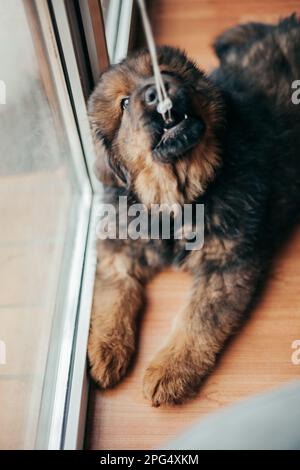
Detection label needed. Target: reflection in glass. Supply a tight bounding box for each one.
[0,0,88,449]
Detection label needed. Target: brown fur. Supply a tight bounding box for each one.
[87,16,300,405]
[87,46,253,405]
[89,243,148,388]
[88,48,223,207]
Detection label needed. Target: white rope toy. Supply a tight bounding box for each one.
[137,0,173,122]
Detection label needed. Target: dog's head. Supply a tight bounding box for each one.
[88,46,224,205]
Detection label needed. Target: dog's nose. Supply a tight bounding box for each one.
[143,77,174,108]
[144,85,158,107]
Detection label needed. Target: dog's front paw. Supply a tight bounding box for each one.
[88,329,135,389]
[143,349,204,406]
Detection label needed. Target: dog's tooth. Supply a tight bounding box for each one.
[184,114,188,120]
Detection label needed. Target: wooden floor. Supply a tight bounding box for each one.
[145,0,300,72]
[86,0,300,450]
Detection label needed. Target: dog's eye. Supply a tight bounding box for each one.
[121,97,129,111]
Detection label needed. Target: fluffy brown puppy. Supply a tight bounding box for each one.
[87,15,300,406]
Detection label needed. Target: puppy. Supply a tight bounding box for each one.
[87,15,300,406]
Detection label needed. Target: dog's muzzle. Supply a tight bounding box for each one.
[140,75,205,162]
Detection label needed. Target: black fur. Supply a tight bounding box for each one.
[87,15,300,404]
[206,14,300,256]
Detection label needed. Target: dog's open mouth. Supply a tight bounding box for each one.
[152,114,205,162]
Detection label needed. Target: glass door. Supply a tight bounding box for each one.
[0,0,91,449]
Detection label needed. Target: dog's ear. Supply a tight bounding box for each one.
[93,137,115,185]
[93,136,130,188]
[88,89,129,188]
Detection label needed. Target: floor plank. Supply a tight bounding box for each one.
[146,0,300,72]
[86,0,300,450]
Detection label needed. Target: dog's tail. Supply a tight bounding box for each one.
[213,21,274,65]
[213,13,300,69]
